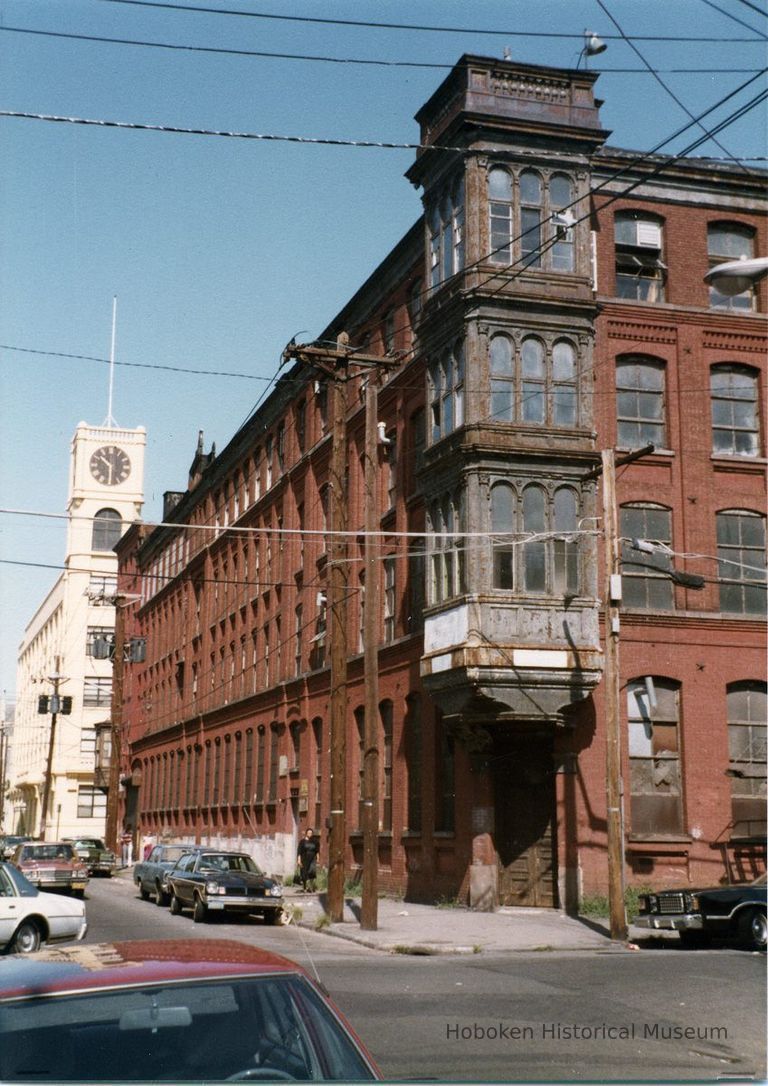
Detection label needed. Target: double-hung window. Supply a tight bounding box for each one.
[717,510,767,615]
[708,223,756,311]
[616,357,666,448]
[490,334,579,428]
[627,678,683,835]
[428,177,465,290]
[614,212,666,302]
[620,504,673,610]
[428,340,464,442]
[711,365,760,457]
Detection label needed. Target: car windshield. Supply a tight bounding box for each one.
[74,840,104,850]
[21,845,74,862]
[162,846,193,863]
[0,975,375,1082]
[0,863,39,898]
[199,854,260,874]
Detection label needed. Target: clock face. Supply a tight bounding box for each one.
[90,445,131,486]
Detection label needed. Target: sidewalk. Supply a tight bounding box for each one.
[282,887,661,955]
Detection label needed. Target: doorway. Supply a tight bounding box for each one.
[492,729,557,907]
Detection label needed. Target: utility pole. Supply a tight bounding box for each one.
[39,657,64,839]
[586,443,653,941]
[361,375,380,930]
[600,449,627,942]
[282,334,396,924]
[105,601,126,855]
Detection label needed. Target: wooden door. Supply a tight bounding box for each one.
[493,732,556,908]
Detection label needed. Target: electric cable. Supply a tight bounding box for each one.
[91,0,768,43]
[698,0,768,38]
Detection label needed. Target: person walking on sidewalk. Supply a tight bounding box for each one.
[297,828,319,892]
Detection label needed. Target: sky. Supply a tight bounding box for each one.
[1,0,766,699]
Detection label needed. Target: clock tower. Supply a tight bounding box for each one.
[67,422,146,565]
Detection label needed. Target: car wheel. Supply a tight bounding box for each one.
[155,882,170,907]
[193,895,208,923]
[11,920,42,954]
[678,929,711,948]
[169,892,183,916]
[138,882,150,901]
[738,908,767,951]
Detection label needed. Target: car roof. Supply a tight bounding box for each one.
[0,940,307,1000]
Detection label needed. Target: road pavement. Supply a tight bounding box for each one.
[77,873,766,1082]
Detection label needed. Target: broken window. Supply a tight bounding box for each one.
[627,677,682,836]
[614,212,666,302]
[727,681,767,839]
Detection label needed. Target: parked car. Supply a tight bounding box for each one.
[9,842,89,898]
[167,850,283,924]
[63,836,116,878]
[0,938,380,1081]
[0,836,31,861]
[134,843,203,906]
[636,872,767,949]
[0,861,87,954]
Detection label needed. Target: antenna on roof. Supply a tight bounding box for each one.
[103,295,119,428]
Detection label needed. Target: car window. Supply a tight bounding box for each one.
[0,867,14,897]
[0,976,375,1082]
[2,863,38,897]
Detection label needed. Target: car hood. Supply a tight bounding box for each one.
[202,871,277,890]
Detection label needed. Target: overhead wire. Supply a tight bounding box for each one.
[698,0,768,38]
[596,0,756,171]
[2,25,764,74]
[91,0,768,42]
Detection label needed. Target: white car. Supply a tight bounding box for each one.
[0,862,87,954]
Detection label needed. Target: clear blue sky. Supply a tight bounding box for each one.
[1,0,766,698]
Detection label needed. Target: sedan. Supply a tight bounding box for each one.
[636,872,767,949]
[0,938,380,1081]
[168,850,284,925]
[0,862,87,954]
[10,842,89,898]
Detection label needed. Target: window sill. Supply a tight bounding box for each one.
[615,446,674,458]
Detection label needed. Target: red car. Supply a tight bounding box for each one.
[10,842,88,898]
[0,938,381,1082]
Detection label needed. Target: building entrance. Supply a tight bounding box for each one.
[492,729,556,907]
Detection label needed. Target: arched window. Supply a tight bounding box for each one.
[614,211,666,302]
[489,167,514,263]
[553,487,578,595]
[550,174,574,271]
[717,510,767,615]
[522,485,546,591]
[428,340,464,442]
[91,508,122,552]
[627,677,682,835]
[616,357,666,448]
[520,170,542,268]
[490,334,580,429]
[727,681,767,838]
[620,504,673,611]
[491,483,515,589]
[710,364,760,457]
[708,222,756,310]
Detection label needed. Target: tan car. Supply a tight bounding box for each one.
[10,842,89,898]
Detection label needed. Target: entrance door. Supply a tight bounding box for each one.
[493,731,556,907]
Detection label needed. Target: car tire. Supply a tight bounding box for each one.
[169,892,183,916]
[138,882,150,902]
[738,908,767,951]
[11,920,42,954]
[193,895,208,923]
[679,929,711,948]
[155,882,170,907]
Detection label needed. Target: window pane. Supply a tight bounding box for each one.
[489,167,513,200]
[708,224,754,260]
[554,387,577,426]
[521,339,544,377]
[523,487,545,531]
[522,384,545,423]
[520,208,541,266]
[490,336,514,376]
[550,174,572,208]
[520,171,541,204]
[491,383,514,422]
[553,342,575,381]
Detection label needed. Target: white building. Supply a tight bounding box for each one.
[10,422,145,839]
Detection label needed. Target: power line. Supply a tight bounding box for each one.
[0,343,273,381]
[733,0,768,20]
[3,25,763,74]
[596,0,754,171]
[92,0,768,42]
[698,0,768,38]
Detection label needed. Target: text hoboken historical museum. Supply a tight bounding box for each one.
[445,1022,728,1042]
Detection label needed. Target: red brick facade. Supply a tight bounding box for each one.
[117,56,766,908]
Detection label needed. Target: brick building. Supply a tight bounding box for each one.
[116,56,766,909]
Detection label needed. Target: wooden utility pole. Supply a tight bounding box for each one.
[39,657,63,839]
[361,375,380,930]
[282,334,396,925]
[600,449,627,941]
[105,601,126,855]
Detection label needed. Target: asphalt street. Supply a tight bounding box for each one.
[82,876,767,1082]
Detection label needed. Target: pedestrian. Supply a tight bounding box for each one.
[296,828,319,893]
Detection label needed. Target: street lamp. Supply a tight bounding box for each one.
[704,255,768,297]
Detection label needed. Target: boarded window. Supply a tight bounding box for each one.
[627,678,682,835]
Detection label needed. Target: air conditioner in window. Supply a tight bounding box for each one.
[635,222,662,249]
